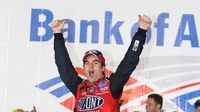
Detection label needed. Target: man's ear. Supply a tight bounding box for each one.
[157,104,161,109]
[102,66,105,72]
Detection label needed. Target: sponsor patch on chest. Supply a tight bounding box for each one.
[78,96,104,111]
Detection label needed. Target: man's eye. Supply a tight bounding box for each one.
[85,62,89,65]
[94,62,99,64]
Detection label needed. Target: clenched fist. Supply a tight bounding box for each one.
[138,15,152,30]
[51,20,65,33]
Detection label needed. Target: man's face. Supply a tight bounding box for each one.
[84,55,105,82]
[195,107,200,112]
[145,98,161,112]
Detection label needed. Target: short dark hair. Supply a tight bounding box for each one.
[148,93,163,109]
[195,99,200,108]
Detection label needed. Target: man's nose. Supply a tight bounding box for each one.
[89,63,94,68]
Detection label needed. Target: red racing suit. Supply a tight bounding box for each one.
[76,77,120,112]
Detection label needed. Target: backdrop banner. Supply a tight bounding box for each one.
[1,0,200,112]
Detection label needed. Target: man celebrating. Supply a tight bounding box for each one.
[52,15,151,112]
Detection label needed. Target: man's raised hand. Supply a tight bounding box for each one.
[51,20,65,33]
[138,15,152,30]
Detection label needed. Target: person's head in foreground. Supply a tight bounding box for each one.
[12,106,36,112]
[195,99,200,112]
[146,93,163,112]
[12,109,25,112]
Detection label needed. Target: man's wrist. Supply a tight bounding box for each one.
[53,30,61,33]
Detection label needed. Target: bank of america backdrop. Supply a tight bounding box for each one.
[1,0,200,111]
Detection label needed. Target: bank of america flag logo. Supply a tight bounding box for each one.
[36,56,200,112]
